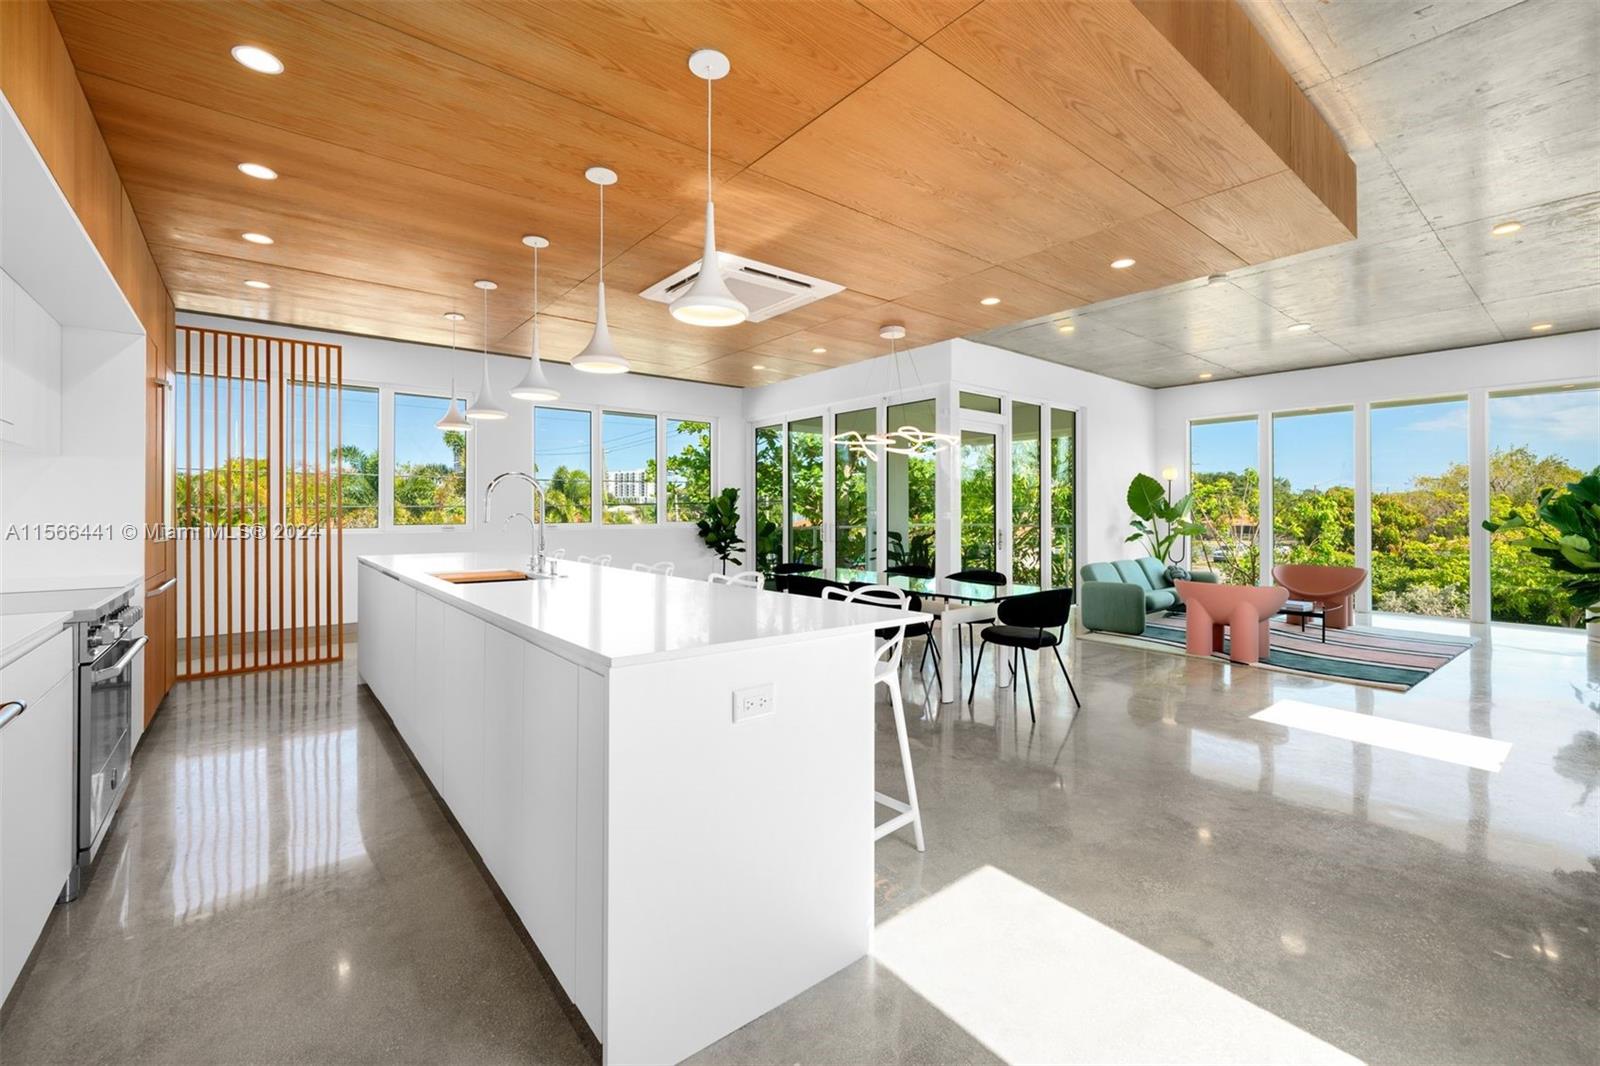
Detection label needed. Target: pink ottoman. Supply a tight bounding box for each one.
[1176,581,1290,665]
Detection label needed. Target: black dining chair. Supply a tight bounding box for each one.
[944,569,1007,675]
[772,560,822,592]
[786,574,849,599]
[884,564,935,578]
[967,588,1080,723]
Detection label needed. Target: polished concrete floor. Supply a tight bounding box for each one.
[3,620,1596,1064]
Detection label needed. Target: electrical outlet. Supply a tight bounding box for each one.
[732,683,776,723]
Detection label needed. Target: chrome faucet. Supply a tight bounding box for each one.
[484,471,548,574]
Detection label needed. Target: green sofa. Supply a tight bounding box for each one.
[1079,558,1219,635]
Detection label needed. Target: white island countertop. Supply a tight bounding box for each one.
[0,611,71,670]
[359,552,926,672]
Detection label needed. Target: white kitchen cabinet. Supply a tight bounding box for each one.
[411,592,444,783]
[440,607,486,841]
[0,273,62,453]
[0,629,74,1002]
[522,641,579,999]
[479,625,525,897]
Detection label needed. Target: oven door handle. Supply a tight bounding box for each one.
[91,636,149,682]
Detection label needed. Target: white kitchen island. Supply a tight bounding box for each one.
[357,553,920,1065]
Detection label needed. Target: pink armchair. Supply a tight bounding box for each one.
[1272,564,1366,630]
[1176,581,1289,665]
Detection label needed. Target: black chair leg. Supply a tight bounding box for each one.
[926,637,943,698]
[919,634,932,674]
[1052,644,1081,708]
[967,640,986,704]
[1019,648,1035,722]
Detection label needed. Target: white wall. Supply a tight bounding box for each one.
[176,312,746,630]
[742,337,1159,576]
[1152,330,1599,618]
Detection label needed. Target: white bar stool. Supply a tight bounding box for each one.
[708,571,763,587]
[632,561,675,576]
[824,584,924,851]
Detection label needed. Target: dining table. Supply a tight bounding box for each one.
[824,568,1041,703]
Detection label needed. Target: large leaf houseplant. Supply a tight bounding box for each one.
[1126,473,1205,565]
[696,487,745,575]
[1483,467,1600,638]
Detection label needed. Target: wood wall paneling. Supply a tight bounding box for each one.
[1,0,177,718]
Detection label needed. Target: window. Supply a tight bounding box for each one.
[336,386,379,528]
[1050,408,1075,587]
[959,391,1001,414]
[787,415,825,564]
[960,428,998,570]
[754,424,784,568]
[1488,384,1600,627]
[534,407,593,524]
[1012,402,1042,585]
[393,392,467,526]
[1370,397,1468,617]
[834,407,877,570]
[176,373,268,528]
[1271,407,1354,566]
[1190,416,1260,584]
[665,418,713,522]
[602,411,656,524]
[886,398,937,574]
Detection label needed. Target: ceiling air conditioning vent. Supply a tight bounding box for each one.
[639,253,845,323]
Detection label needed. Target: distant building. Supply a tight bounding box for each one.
[606,468,651,503]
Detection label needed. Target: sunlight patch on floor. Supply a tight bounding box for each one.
[871,866,1362,1066]
[1252,699,1511,772]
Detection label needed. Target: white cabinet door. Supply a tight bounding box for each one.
[0,638,74,1002]
[479,624,525,896]
[522,642,579,1000]
[440,606,486,840]
[412,593,445,782]
[357,564,382,695]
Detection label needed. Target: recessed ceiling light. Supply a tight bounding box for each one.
[751,364,766,370]
[1287,323,1313,333]
[1530,322,1554,332]
[811,347,827,354]
[1490,220,1522,237]
[244,280,270,289]
[979,296,1001,306]
[1110,258,1135,270]
[237,162,277,180]
[230,45,284,75]
[1197,372,1214,380]
[241,232,273,245]
[1057,322,1075,334]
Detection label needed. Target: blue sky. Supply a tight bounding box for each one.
[534,407,592,476]
[1192,386,1598,493]
[393,392,453,471]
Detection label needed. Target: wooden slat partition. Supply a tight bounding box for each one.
[176,325,343,678]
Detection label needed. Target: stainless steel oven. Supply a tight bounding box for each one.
[60,593,144,902]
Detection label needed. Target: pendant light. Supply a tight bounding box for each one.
[670,49,747,328]
[466,279,508,420]
[434,311,472,432]
[510,235,560,401]
[830,325,958,461]
[570,166,630,374]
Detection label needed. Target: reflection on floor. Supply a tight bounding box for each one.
[2,620,1595,1065]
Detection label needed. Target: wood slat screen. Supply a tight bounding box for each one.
[176,326,343,678]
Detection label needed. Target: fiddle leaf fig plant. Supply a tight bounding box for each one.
[696,487,745,574]
[1126,472,1206,564]
[1483,468,1600,624]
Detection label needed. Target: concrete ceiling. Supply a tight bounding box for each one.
[972,0,1600,388]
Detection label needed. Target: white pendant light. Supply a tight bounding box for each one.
[435,311,473,432]
[570,167,631,374]
[466,280,509,420]
[511,235,560,401]
[670,49,747,328]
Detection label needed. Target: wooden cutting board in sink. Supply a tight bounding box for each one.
[431,570,530,584]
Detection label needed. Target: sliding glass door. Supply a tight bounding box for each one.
[1369,397,1469,618]
[833,407,877,570]
[1488,384,1600,627]
[1011,402,1043,585]
[1050,409,1076,587]
[786,416,825,565]
[886,398,937,575]
[1190,416,1260,584]
[753,424,784,570]
[959,427,998,571]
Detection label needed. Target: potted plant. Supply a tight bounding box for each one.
[1125,472,1206,566]
[1483,468,1600,641]
[696,487,746,575]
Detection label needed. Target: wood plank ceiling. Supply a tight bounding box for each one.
[50,0,1357,388]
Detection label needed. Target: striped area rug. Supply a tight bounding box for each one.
[1088,614,1475,691]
